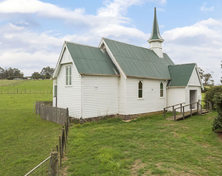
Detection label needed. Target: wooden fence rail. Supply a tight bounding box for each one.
[36,101,68,125]
[163,102,185,118]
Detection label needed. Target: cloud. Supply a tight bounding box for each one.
[201,2,214,12]
[163,18,222,84]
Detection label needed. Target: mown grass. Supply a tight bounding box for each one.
[0,79,52,94]
[64,112,222,176]
[0,80,62,176]
[0,79,25,87]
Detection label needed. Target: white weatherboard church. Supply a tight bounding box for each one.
[52,8,203,119]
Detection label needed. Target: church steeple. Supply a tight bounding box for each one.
[148,7,164,58]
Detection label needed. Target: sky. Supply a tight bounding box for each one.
[0,0,221,84]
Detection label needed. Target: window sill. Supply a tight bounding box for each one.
[65,85,73,88]
[159,97,165,99]
[138,98,144,100]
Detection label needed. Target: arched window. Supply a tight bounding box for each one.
[160,82,163,97]
[138,81,143,98]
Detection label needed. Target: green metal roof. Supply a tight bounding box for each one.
[104,38,174,79]
[66,41,118,75]
[148,7,164,43]
[168,64,195,86]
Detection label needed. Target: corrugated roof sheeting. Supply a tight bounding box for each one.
[168,64,195,86]
[104,38,174,79]
[66,42,118,75]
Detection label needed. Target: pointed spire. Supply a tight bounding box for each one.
[148,7,164,43]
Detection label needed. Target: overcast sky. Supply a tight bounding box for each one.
[0,0,221,83]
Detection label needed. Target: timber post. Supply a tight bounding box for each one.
[209,102,212,112]
[59,135,62,166]
[173,109,176,121]
[182,106,185,120]
[207,101,209,112]
[180,103,182,113]
[163,108,166,118]
[51,152,58,176]
[200,104,202,115]
[190,106,192,117]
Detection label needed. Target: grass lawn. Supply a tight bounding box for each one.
[0,79,53,94]
[64,111,222,176]
[0,80,62,176]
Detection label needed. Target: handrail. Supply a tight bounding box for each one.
[165,102,185,109]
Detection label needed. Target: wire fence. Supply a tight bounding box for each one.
[24,156,52,176]
[25,108,70,176]
[0,89,52,94]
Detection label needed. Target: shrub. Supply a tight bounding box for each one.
[212,93,222,132]
[201,86,208,93]
[204,86,222,109]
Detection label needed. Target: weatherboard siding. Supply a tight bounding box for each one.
[118,73,126,114]
[167,88,185,110]
[82,76,118,118]
[57,52,81,118]
[125,78,166,114]
[188,68,201,86]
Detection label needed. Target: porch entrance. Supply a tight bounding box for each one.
[190,90,197,109]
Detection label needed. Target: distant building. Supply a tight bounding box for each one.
[52,8,203,119]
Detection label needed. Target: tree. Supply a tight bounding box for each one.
[0,67,4,79]
[32,72,41,79]
[40,66,54,78]
[198,67,214,86]
[0,67,23,79]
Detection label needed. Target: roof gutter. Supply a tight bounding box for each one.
[80,73,119,77]
[127,75,171,80]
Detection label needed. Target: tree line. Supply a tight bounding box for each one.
[0,66,54,80]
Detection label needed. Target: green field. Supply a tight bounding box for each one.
[0,80,62,176]
[64,112,222,176]
[1,80,221,175]
[0,79,52,94]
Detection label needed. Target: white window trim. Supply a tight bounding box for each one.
[65,65,72,86]
[160,82,164,98]
[138,81,143,99]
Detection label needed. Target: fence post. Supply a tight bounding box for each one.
[62,127,66,150]
[163,108,165,118]
[200,104,202,115]
[59,135,62,166]
[190,106,192,117]
[209,102,212,112]
[182,106,185,120]
[180,104,182,113]
[173,109,176,121]
[197,101,199,115]
[207,101,209,111]
[51,152,58,176]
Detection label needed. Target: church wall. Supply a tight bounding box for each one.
[124,78,166,115]
[167,88,186,111]
[56,48,82,118]
[82,76,119,118]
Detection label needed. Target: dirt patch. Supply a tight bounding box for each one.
[207,116,214,120]
[123,119,133,122]
[131,159,146,176]
[171,132,179,138]
[165,123,175,126]
[59,156,69,176]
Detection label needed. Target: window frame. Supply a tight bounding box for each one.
[65,65,72,86]
[160,82,164,98]
[138,81,143,99]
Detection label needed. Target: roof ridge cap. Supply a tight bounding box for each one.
[103,38,153,51]
[66,41,99,49]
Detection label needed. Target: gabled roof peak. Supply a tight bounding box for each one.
[148,7,164,43]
